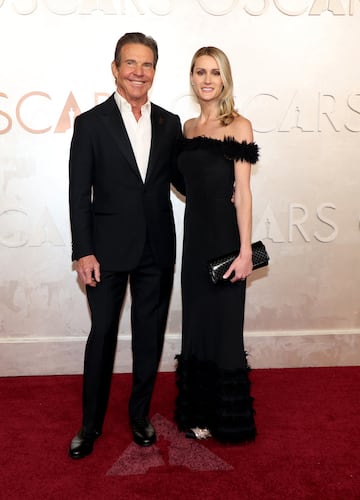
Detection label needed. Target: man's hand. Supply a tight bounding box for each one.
[76,255,100,287]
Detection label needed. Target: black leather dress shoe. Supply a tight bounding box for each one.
[68,428,101,459]
[130,417,156,447]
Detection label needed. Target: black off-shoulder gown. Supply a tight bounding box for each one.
[175,136,259,443]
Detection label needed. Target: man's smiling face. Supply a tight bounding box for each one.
[112,43,155,106]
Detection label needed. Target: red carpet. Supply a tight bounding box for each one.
[1,367,359,499]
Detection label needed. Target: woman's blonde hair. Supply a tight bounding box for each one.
[190,46,238,126]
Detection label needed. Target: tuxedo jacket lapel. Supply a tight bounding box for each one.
[98,97,166,184]
[99,96,141,180]
[146,105,165,183]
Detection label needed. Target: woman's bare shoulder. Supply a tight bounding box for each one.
[183,117,197,136]
[228,114,253,142]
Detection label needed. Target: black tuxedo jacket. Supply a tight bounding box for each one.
[69,94,183,271]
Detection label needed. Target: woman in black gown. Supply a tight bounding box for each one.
[175,47,259,443]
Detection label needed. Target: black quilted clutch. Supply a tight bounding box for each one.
[208,240,269,284]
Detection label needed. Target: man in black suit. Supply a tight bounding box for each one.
[68,32,183,459]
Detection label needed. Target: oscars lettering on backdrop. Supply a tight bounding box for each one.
[1,0,359,16]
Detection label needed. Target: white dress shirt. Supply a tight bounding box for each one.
[114,91,152,182]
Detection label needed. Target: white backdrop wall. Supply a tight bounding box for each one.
[0,0,359,375]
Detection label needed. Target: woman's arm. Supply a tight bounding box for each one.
[223,117,254,282]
